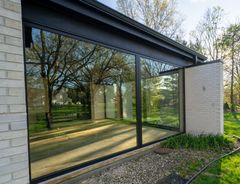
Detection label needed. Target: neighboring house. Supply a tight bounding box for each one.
[0,0,223,183]
[52,88,72,105]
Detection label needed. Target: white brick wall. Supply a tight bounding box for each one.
[185,61,224,135]
[0,0,29,183]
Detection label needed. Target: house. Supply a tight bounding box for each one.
[0,0,223,183]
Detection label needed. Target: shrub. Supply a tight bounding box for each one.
[161,134,235,152]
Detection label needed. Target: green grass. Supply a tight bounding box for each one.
[161,134,235,152]
[224,112,240,136]
[177,158,206,178]
[142,111,179,128]
[192,152,240,184]
[190,112,240,183]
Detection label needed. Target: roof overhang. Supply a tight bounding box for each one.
[21,0,207,65]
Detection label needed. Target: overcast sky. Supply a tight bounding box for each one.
[98,0,240,40]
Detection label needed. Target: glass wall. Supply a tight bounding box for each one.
[141,58,181,144]
[25,27,183,180]
[25,27,136,179]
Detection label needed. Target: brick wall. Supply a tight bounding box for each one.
[0,0,29,183]
[185,61,224,135]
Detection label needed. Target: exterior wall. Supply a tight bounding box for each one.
[0,0,29,183]
[185,61,224,135]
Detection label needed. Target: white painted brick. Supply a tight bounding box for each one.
[0,88,7,95]
[7,71,24,79]
[0,16,4,25]
[0,129,27,141]
[0,145,27,158]
[11,121,27,130]
[0,7,21,21]
[5,17,21,30]
[9,104,26,113]
[0,61,24,71]
[8,87,25,96]
[12,176,29,184]
[0,161,28,175]
[0,34,4,43]
[0,157,10,167]
[0,96,25,104]
[0,123,9,131]
[11,153,28,163]
[0,174,11,184]
[0,70,6,78]
[9,0,21,4]
[11,136,27,146]
[0,1,29,183]
[3,0,21,13]
[0,79,24,88]
[0,52,5,60]
[0,25,22,39]
[6,53,23,63]
[185,62,224,135]
[5,35,22,47]
[13,169,28,179]
[0,104,8,113]
[0,43,23,55]
[0,140,10,149]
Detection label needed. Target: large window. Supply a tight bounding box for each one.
[141,58,181,144]
[25,27,183,180]
[25,28,136,179]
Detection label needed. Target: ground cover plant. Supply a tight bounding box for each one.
[161,133,235,152]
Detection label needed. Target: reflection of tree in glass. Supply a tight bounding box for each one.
[26,28,135,129]
[26,29,97,129]
[141,58,175,78]
[160,74,179,114]
[69,47,135,120]
[141,58,179,127]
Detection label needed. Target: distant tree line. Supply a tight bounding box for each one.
[117,0,240,113]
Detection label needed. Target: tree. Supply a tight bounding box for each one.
[189,6,225,60]
[221,23,240,112]
[116,0,184,39]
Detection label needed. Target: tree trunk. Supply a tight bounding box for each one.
[90,82,96,120]
[46,88,53,129]
[43,78,53,129]
[230,57,235,113]
[119,81,123,119]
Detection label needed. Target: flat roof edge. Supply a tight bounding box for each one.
[79,0,207,61]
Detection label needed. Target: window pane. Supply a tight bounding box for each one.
[141,58,180,144]
[25,28,136,179]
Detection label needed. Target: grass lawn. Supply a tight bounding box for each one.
[192,152,240,184]
[192,112,240,183]
[160,112,240,183]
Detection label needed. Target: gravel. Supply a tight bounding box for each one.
[77,149,218,184]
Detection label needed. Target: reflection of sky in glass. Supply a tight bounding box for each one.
[141,57,178,80]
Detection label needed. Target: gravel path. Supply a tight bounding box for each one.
[78,149,218,184]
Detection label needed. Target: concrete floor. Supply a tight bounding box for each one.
[30,120,178,179]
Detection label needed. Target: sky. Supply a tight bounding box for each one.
[98,0,240,40]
